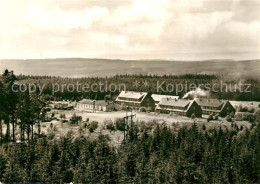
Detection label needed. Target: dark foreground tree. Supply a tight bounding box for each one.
[1,122,260,183]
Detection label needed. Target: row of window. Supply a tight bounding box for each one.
[159,105,185,110]
[201,106,220,110]
[123,102,141,107]
[78,104,105,111]
[118,97,140,102]
[202,110,220,115]
[157,109,186,116]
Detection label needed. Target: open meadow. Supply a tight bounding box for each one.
[1,109,253,147]
[39,109,253,146]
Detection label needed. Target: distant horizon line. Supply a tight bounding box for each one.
[1,57,260,62]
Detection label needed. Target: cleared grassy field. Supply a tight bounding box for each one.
[1,110,252,146]
[38,110,251,145]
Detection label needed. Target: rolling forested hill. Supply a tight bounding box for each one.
[1,58,260,78]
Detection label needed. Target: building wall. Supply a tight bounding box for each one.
[219,102,236,117]
[186,101,202,117]
[116,100,141,108]
[141,93,155,111]
[77,103,92,111]
[77,103,109,112]
[96,105,107,112]
[156,108,187,116]
[116,95,155,111]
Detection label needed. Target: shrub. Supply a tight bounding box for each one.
[234,123,239,131]
[139,107,147,112]
[60,114,66,119]
[113,104,122,111]
[78,127,84,135]
[142,120,157,131]
[115,118,125,131]
[248,107,255,113]
[238,105,248,112]
[122,105,129,111]
[53,125,58,132]
[47,131,55,140]
[88,121,99,133]
[104,119,115,131]
[86,118,89,122]
[230,111,235,118]
[258,104,260,108]
[226,115,232,122]
[51,112,55,117]
[202,124,206,131]
[106,122,115,132]
[235,112,255,122]
[69,114,82,125]
[83,123,87,129]
[254,109,260,123]
[61,119,68,123]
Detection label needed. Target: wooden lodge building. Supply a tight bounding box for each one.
[194,98,236,117]
[76,99,114,112]
[115,91,155,110]
[151,94,179,106]
[156,98,202,117]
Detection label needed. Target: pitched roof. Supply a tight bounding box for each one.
[117,91,147,100]
[152,94,179,102]
[78,99,93,104]
[194,98,227,107]
[95,100,109,106]
[159,98,191,108]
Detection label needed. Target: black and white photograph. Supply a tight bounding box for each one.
[0,0,260,183]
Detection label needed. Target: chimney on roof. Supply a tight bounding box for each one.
[175,98,177,101]
[167,97,169,101]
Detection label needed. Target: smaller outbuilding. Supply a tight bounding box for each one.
[76,99,114,112]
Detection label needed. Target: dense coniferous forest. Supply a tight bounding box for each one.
[1,69,260,183]
[17,74,260,101]
[1,122,260,183]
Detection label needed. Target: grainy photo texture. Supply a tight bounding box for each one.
[0,0,260,183]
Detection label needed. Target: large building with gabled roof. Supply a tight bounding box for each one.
[115,91,155,110]
[194,98,236,117]
[156,98,202,117]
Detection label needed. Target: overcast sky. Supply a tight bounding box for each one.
[0,0,259,60]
